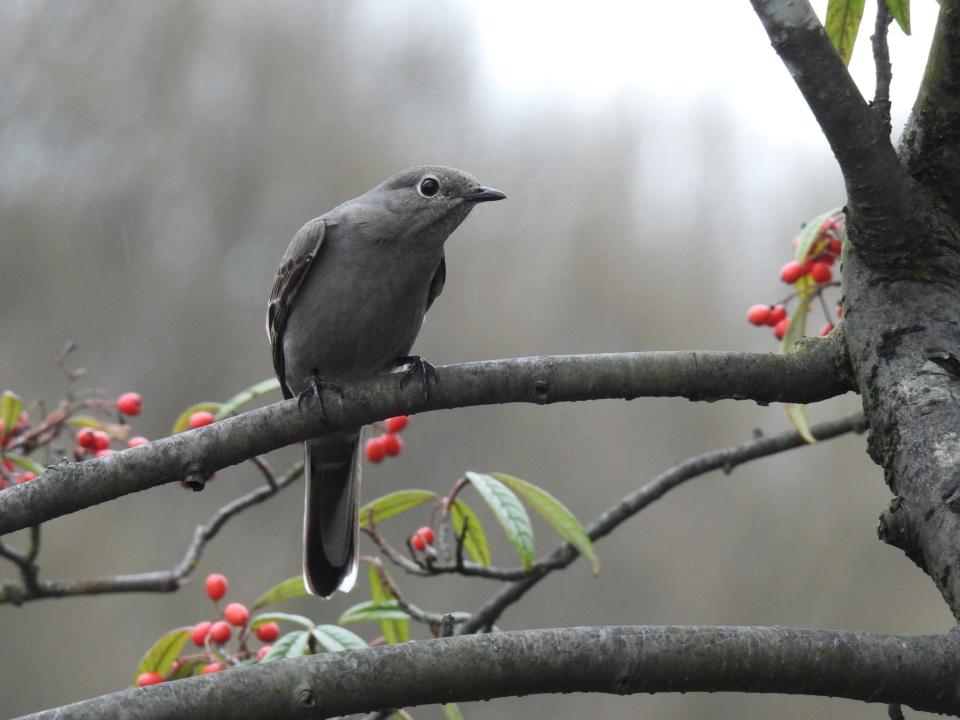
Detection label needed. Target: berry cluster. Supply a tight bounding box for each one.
[136,573,279,686]
[364,416,409,464]
[74,392,147,460]
[746,213,844,341]
[409,525,435,552]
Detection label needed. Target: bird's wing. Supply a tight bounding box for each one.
[426,252,446,311]
[267,217,327,399]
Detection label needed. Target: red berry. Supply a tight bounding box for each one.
[3,458,13,471]
[170,659,182,673]
[255,622,280,642]
[16,471,36,484]
[191,621,213,647]
[837,303,843,318]
[382,433,403,457]
[820,322,835,336]
[209,621,231,644]
[202,662,224,674]
[76,428,98,449]
[92,430,111,451]
[117,392,143,416]
[780,260,806,284]
[416,526,435,546]
[224,602,250,627]
[773,318,790,340]
[205,573,228,601]
[257,645,272,662]
[810,262,833,283]
[127,436,149,448]
[411,532,426,552]
[767,305,787,325]
[385,415,409,433]
[746,304,772,326]
[136,671,164,687]
[189,411,216,429]
[828,236,842,254]
[95,449,116,458]
[365,437,386,463]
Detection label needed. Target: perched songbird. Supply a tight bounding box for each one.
[267,166,505,596]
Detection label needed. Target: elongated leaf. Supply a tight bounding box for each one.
[490,473,599,575]
[443,704,465,720]
[368,564,409,644]
[66,415,110,430]
[825,0,866,65]
[786,403,817,444]
[884,0,910,34]
[359,489,438,529]
[448,499,492,567]
[217,378,281,418]
[794,207,843,263]
[3,453,44,475]
[465,472,535,568]
[339,600,412,625]
[251,576,308,610]
[262,630,310,662]
[0,391,22,441]
[171,402,222,435]
[312,624,368,651]
[133,627,191,685]
[779,279,814,353]
[169,657,207,679]
[251,612,315,630]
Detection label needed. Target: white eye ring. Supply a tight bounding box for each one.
[418,176,440,197]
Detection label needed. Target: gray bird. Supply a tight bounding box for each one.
[267,166,505,597]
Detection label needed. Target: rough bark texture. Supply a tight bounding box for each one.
[754,0,960,620]
[0,348,850,537]
[22,627,960,719]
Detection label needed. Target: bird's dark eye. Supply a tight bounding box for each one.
[419,177,440,197]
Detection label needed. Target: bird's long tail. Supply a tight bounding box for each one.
[303,431,361,597]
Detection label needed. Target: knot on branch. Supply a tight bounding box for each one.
[183,463,211,492]
[878,498,924,569]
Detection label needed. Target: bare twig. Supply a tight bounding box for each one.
[871,0,894,136]
[460,411,866,633]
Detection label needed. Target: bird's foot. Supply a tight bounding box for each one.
[298,372,343,422]
[395,355,438,403]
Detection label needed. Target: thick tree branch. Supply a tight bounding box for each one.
[0,348,851,537]
[750,0,908,226]
[461,411,865,634]
[900,2,960,220]
[0,460,302,605]
[24,626,960,719]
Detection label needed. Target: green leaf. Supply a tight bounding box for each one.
[368,564,409,644]
[251,576,309,610]
[217,378,281,419]
[359,489,438,529]
[464,472,535,568]
[443,704,465,720]
[794,207,844,263]
[779,279,815,353]
[171,402,222,435]
[786,404,818,445]
[311,624,368,652]
[0,391,23,442]
[825,0,866,65]
[251,611,315,630]
[3,453,44,475]
[66,415,111,430]
[448,499,492,566]
[169,657,207,680]
[262,630,310,661]
[132,627,191,685]
[339,600,412,625]
[884,0,910,34]
[490,472,599,575]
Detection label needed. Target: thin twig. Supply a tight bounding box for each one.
[871,0,894,136]
[460,411,866,633]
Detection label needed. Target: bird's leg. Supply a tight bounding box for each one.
[298,370,343,422]
[394,355,438,402]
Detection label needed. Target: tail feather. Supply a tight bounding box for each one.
[303,432,361,597]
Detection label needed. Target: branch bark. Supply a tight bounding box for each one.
[0,348,851,537]
[23,626,960,719]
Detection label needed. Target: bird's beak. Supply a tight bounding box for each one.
[462,186,507,202]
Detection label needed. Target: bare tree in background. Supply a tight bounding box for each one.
[3,0,960,717]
